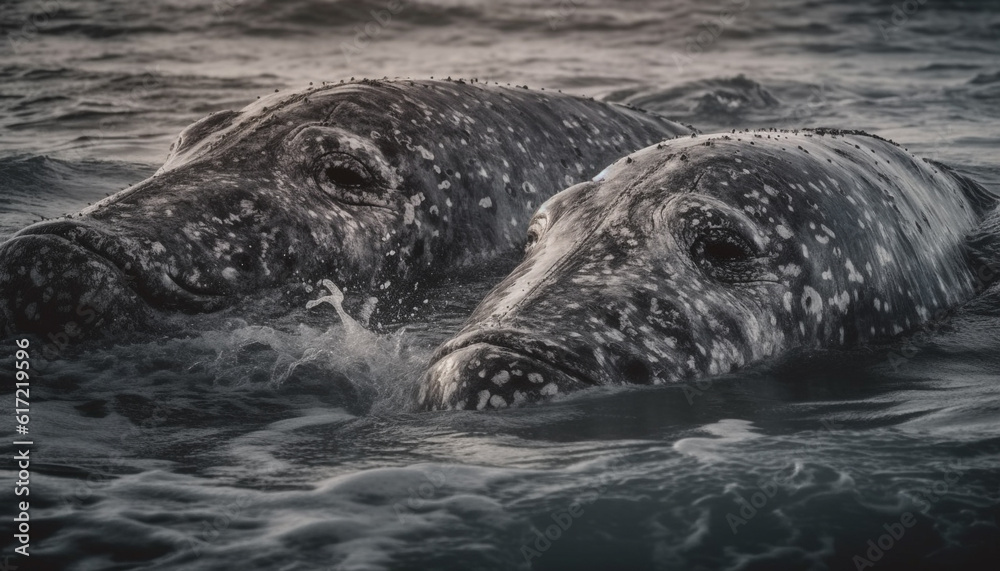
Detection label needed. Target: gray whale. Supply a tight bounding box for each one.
[418,129,1000,410]
[0,78,693,339]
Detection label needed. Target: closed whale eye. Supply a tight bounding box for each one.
[316,152,372,188]
[689,227,760,281]
[324,159,369,187]
[313,152,385,206]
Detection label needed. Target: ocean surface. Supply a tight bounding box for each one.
[2,0,1000,569]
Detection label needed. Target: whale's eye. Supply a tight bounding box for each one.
[314,152,387,207]
[326,162,368,187]
[525,229,541,252]
[702,236,752,262]
[524,214,549,253]
[317,153,372,188]
[690,228,759,280]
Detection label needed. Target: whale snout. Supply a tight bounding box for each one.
[0,232,150,339]
[0,220,231,339]
[418,330,693,410]
[418,332,599,410]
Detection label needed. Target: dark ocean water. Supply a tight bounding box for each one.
[2,0,1000,569]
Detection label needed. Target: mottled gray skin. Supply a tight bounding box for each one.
[419,129,999,410]
[0,78,693,338]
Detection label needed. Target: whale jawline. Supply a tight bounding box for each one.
[12,230,229,313]
[433,331,601,388]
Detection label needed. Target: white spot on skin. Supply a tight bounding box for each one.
[802,286,823,319]
[776,225,793,239]
[492,371,510,385]
[540,383,558,396]
[528,372,544,383]
[476,390,490,410]
[779,264,802,277]
[845,259,864,283]
[415,145,434,160]
[829,290,850,312]
[479,197,493,209]
[876,245,893,266]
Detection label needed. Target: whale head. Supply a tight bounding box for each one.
[0,82,420,338]
[0,79,692,340]
[418,130,996,410]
